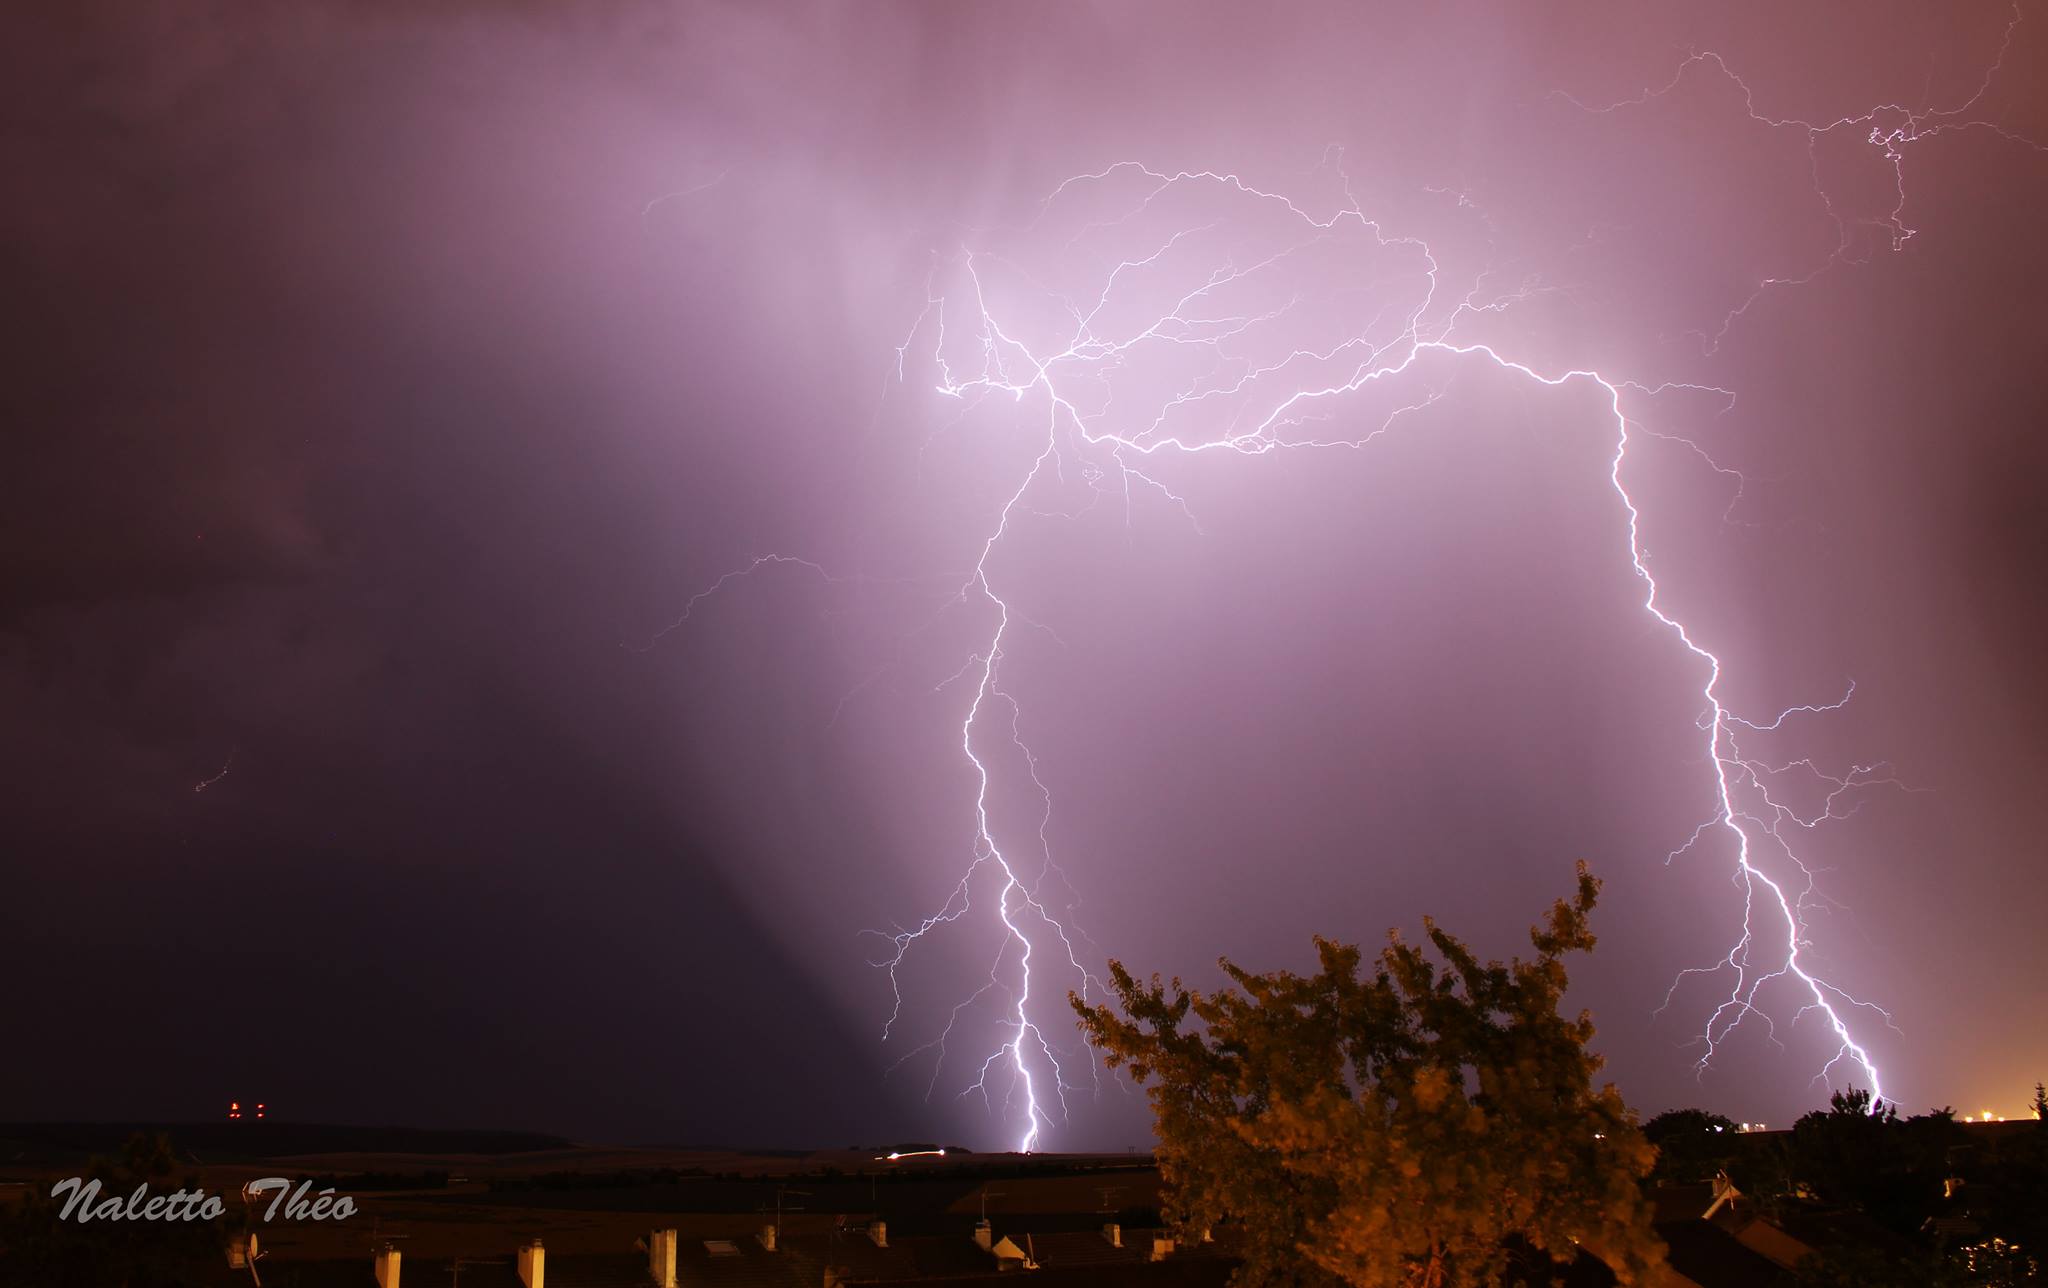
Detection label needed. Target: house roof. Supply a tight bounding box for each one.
[212,1252,654,1288]
[847,1261,1235,1287]
[1012,1229,1151,1269]
[781,1229,1000,1281]
[1654,1220,1796,1288]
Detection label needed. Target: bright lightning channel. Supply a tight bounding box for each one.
[653,12,2043,1144]
[895,159,1895,1140]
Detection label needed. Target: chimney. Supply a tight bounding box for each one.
[757,1222,778,1251]
[226,1231,258,1269]
[867,1220,888,1248]
[973,1219,993,1252]
[1149,1235,1175,1262]
[648,1228,677,1288]
[1101,1223,1121,1248]
[517,1238,545,1288]
[373,1243,402,1288]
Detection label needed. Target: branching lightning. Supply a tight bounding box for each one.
[1558,1,2047,354]
[194,748,235,794]
[652,10,2042,1145]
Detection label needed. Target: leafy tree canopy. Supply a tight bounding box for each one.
[0,1131,223,1288]
[1072,862,1663,1288]
[1642,1109,1740,1184]
[1788,1088,1961,1237]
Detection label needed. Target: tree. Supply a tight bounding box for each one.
[1959,1083,2048,1281]
[1787,1089,1959,1237]
[1641,1109,1740,1184]
[1071,862,1664,1288]
[0,1131,223,1288]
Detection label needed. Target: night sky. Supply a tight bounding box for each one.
[5,2,2045,1150]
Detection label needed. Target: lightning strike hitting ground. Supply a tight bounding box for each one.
[891,166,1901,1144]
[656,17,2042,1148]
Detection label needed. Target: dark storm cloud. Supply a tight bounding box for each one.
[1,1,912,1141]
[3,1,2043,1145]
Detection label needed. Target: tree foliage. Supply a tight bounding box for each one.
[1788,1088,1961,1236]
[1641,1109,1740,1184]
[1958,1090,2048,1281]
[1071,862,1663,1288]
[0,1132,223,1288]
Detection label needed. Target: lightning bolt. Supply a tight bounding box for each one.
[867,498,1106,1151]
[1558,1,2048,354]
[194,748,235,794]
[651,10,2042,1143]
[890,157,1908,1132]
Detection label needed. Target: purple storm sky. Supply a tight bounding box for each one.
[4,2,2046,1149]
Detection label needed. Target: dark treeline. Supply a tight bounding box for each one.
[1644,1085,2048,1285]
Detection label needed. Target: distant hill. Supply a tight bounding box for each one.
[0,1121,572,1163]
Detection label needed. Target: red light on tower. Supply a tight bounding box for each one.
[255,1103,266,1120]
[228,1101,241,1120]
